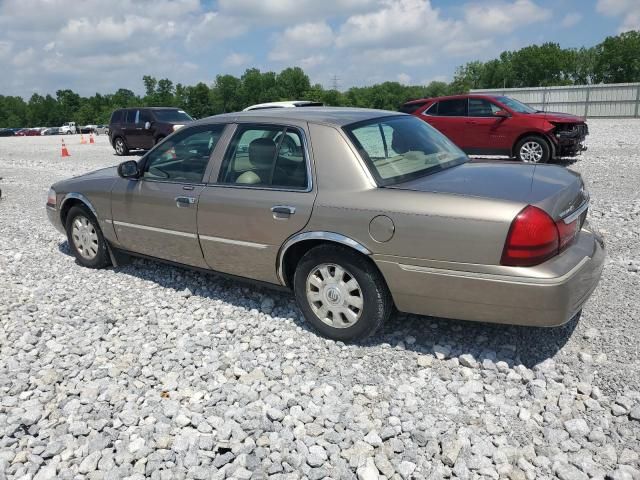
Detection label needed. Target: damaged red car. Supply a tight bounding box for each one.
[401,94,588,163]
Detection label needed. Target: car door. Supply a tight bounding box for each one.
[424,99,469,149]
[197,123,316,284]
[110,124,227,267]
[137,109,155,149]
[466,98,512,154]
[122,109,140,148]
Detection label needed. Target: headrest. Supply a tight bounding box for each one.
[248,137,277,168]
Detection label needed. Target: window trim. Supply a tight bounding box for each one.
[210,122,313,193]
[138,123,227,185]
[421,102,438,116]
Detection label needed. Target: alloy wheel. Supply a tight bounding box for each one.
[305,263,364,328]
[520,141,544,163]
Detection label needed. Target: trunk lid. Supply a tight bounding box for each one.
[387,161,588,220]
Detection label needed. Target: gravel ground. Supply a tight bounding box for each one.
[0,123,639,480]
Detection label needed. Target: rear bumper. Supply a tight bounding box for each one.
[375,228,605,327]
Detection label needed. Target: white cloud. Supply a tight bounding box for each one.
[224,52,253,67]
[597,0,640,32]
[463,0,551,34]
[186,12,247,46]
[560,12,582,28]
[397,73,411,85]
[218,0,377,22]
[269,22,334,62]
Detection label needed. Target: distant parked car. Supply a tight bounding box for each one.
[243,100,324,111]
[400,94,588,163]
[0,128,15,137]
[96,125,109,135]
[47,107,604,341]
[80,125,98,134]
[15,128,40,136]
[108,107,193,155]
[41,127,61,135]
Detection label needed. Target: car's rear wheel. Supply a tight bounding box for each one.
[516,136,550,163]
[114,137,129,156]
[65,205,110,269]
[293,245,392,341]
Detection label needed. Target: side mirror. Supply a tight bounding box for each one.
[117,160,140,179]
[144,121,151,130]
[494,109,511,118]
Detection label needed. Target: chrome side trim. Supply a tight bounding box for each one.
[396,257,590,285]
[276,231,372,286]
[562,201,589,224]
[112,220,197,239]
[199,235,269,249]
[60,192,98,217]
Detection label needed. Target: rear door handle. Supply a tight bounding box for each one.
[175,196,196,208]
[271,205,296,219]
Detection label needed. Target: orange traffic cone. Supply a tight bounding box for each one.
[89,133,95,144]
[61,139,70,157]
[80,134,87,144]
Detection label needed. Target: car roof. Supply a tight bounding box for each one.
[115,107,185,111]
[243,100,324,111]
[197,107,404,127]
[404,93,503,105]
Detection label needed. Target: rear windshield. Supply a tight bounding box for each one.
[495,96,537,113]
[399,102,426,114]
[152,109,193,122]
[343,115,468,186]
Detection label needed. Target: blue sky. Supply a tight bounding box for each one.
[0,0,637,98]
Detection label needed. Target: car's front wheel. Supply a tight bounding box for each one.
[516,136,550,163]
[293,245,393,341]
[65,205,110,269]
[114,137,129,156]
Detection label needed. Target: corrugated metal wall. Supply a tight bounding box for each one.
[471,83,640,118]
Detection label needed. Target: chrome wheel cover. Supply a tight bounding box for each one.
[520,141,544,163]
[71,215,99,260]
[306,263,363,328]
[115,139,124,154]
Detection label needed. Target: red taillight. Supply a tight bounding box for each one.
[556,217,579,251]
[501,206,559,267]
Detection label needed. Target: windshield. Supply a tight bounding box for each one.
[153,109,193,123]
[344,115,468,186]
[495,96,537,114]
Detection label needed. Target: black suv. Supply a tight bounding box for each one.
[109,107,194,155]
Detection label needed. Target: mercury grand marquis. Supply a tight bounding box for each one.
[47,108,605,341]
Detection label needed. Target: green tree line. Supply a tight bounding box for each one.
[1,31,638,128]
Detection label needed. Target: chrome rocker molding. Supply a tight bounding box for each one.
[276,231,372,286]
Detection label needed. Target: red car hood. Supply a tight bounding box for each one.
[533,111,585,123]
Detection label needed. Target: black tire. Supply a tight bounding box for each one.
[114,137,129,156]
[293,244,393,341]
[65,205,110,269]
[515,135,551,163]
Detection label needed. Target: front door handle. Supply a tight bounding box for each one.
[271,205,296,219]
[175,196,196,208]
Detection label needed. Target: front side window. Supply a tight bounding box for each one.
[218,125,308,190]
[436,99,468,116]
[495,96,537,113]
[142,125,225,183]
[138,110,152,124]
[344,115,468,186]
[468,98,502,117]
[125,110,137,124]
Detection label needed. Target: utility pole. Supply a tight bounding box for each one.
[331,75,340,91]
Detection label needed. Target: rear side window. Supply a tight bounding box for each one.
[125,110,137,124]
[218,125,308,190]
[110,110,124,123]
[436,99,468,116]
[399,102,426,114]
